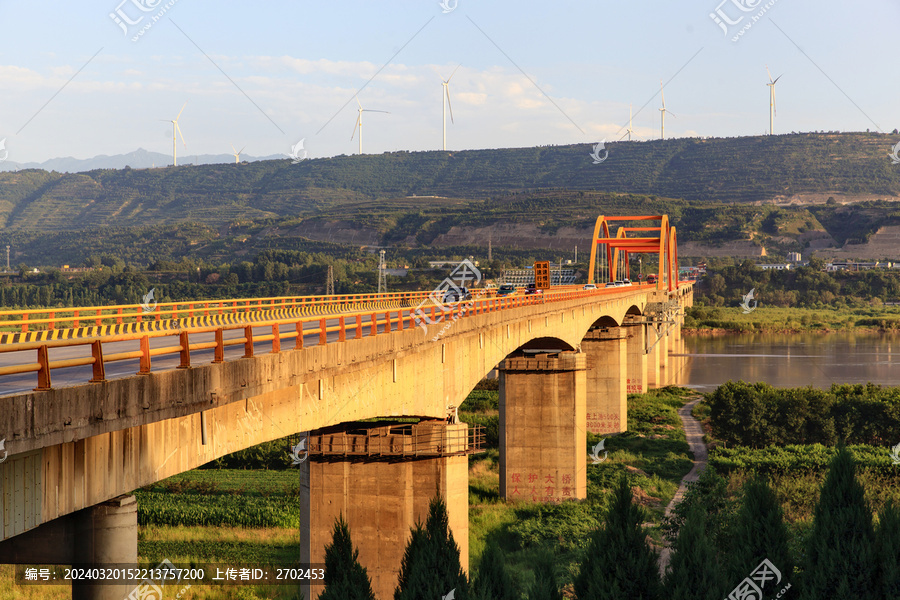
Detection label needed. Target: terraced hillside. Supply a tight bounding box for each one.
[0,132,898,232]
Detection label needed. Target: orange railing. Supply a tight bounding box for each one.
[0,291,438,333]
[0,282,688,392]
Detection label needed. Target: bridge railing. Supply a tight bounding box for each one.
[0,283,687,392]
[0,290,444,333]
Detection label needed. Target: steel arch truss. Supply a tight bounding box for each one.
[586,215,680,292]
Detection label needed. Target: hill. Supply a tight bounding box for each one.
[0,132,898,233]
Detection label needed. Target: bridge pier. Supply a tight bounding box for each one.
[0,495,137,600]
[646,322,663,389]
[299,420,471,600]
[581,328,627,435]
[498,351,587,503]
[624,316,647,395]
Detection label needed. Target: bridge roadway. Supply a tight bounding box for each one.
[0,281,693,599]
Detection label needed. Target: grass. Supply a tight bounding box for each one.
[684,305,900,332]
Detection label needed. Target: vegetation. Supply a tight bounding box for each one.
[663,505,728,600]
[800,447,879,599]
[574,474,661,599]
[705,381,900,447]
[319,516,376,600]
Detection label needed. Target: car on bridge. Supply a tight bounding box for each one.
[497,284,517,296]
[605,281,621,288]
[583,283,597,290]
[443,287,472,303]
[524,284,543,295]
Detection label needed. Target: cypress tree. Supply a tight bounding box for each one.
[528,550,563,600]
[663,504,728,600]
[471,540,516,600]
[574,474,661,600]
[801,446,878,599]
[319,515,376,600]
[877,500,900,599]
[395,496,470,600]
[728,476,793,585]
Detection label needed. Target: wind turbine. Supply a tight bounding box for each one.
[351,98,390,155]
[161,102,187,166]
[766,65,782,135]
[230,144,245,164]
[659,82,675,139]
[441,65,460,150]
[620,104,635,141]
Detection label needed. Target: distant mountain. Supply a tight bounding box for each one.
[0,148,285,173]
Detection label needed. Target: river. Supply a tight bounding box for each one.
[677,332,900,391]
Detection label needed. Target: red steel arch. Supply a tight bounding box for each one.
[586,215,680,291]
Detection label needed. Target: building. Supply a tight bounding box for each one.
[757,263,792,271]
[787,252,803,263]
[428,259,480,269]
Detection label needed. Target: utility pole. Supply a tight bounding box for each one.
[378,250,386,294]
[488,234,492,262]
[326,265,335,295]
[574,245,577,264]
[5,246,9,271]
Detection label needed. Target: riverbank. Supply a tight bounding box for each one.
[684,305,900,334]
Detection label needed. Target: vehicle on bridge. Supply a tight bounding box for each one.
[443,287,472,303]
[524,283,542,295]
[583,283,597,290]
[497,284,517,296]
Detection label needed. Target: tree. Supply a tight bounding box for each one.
[728,477,793,586]
[319,515,376,600]
[471,540,516,600]
[801,446,879,599]
[574,475,661,600]
[395,497,469,600]
[877,500,900,599]
[663,505,728,600]
[528,550,562,600]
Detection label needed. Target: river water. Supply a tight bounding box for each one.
[677,332,900,391]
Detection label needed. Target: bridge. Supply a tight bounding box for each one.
[0,215,692,599]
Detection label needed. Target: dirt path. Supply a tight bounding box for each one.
[658,395,708,576]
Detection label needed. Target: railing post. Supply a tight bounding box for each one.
[385,312,391,333]
[243,325,254,358]
[370,313,377,336]
[397,310,403,331]
[35,345,51,391]
[48,311,55,330]
[73,310,80,329]
[90,340,105,382]
[116,307,123,325]
[272,324,281,353]
[295,322,304,349]
[189,303,195,318]
[355,315,363,339]
[179,331,190,368]
[96,309,102,327]
[319,318,327,345]
[214,329,225,362]
[140,335,151,373]
[339,316,346,341]
[21,313,29,333]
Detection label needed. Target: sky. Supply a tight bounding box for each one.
[0,0,898,164]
